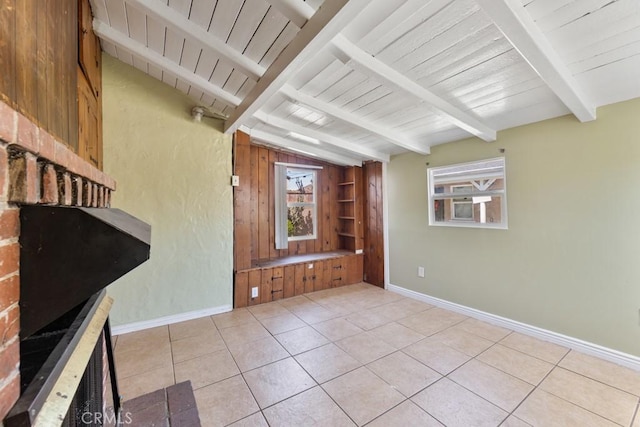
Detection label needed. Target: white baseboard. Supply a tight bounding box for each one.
[388,284,640,372]
[111,304,232,336]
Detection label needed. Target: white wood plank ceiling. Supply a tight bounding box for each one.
[91,0,640,166]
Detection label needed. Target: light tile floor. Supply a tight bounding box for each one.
[114,283,640,426]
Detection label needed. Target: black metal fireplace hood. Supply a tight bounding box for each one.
[19,206,151,338]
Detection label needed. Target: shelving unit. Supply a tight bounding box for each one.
[337,166,364,252]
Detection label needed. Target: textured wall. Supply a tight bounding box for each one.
[102,55,233,326]
[388,97,640,356]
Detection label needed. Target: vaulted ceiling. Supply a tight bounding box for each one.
[91,0,640,165]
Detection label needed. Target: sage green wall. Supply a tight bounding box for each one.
[102,55,233,326]
[388,97,640,356]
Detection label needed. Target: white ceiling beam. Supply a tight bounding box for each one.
[280,84,430,154]
[330,34,497,142]
[93,20,242,107]
[476,0,596,122]
[224,0,371,134]
[268,0,315,28]
[126,0,266,81]
[248,128,363,166]
[254,110,390,162]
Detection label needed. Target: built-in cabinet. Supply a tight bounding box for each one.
[77,0,103,170]
[234,253,364,308]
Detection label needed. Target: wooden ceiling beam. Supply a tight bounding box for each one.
[247,128,363,166]
[224,0,371,135]
[126,0,266,81]
[253,111,390,162]
[280,84,430,154]
[93,20,242,107]
[330,34,497,142]
[476,0,596,122]
[268,0,315,28]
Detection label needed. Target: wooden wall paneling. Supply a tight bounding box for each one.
[268,149,278,259]
[0,0,16,104]
[294,263,305,295]
[375,162,384,285]
[233,131,252,271]
[257,147,270,260]
[65,0,79,151]
[15,0,38,120]
[271,267,284,300]
[283,265,295,298]
[248,269,262,306]
[234,272,249,308]
[249,145,259,262]
[321,165,331,251]
[363,162,384,287]
[261,268,273,303]
[35,2,49,129]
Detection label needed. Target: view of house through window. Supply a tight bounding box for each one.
[428,157,507,229]
[275,163,321,249]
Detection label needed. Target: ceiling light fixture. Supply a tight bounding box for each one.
[288,132,320,145]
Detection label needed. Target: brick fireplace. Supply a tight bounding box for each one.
[0,100,115,419]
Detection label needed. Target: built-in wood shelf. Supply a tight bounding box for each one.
[338,216,355,220]
[337,199,355,203]
[338,181,355,186]
[337,232,355,237]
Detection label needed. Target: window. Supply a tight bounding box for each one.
[428,157,507,229]
[451,184,473,220]
[275,163,321,249]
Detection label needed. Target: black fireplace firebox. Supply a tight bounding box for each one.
[4,206,151,426]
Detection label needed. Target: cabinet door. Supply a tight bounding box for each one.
[294,264,306,296]
[77,68,102,169]
[331,258,344,288]
[313,261,325,292]
[271,267,284,301]
[304,263,315,294]
[261,268,273,303]
[248,270,262,306]
[234,271,248,308]
[346,255,364,285]
[283,265,296,299]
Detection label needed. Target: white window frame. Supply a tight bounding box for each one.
[275,163,322,249]
[427,157,508,229]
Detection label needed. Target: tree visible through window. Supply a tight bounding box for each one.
[286,168,316,239]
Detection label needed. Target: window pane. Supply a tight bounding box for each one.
[287,168,314,204]
[288,206,314,237]
[453,202,473,219]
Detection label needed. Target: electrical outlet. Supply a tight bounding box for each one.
[418,266,425,278]
[251,287,258,298]
[308,263,314,269]
[231,175,240,186]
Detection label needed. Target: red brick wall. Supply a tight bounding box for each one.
[0,100,115,419]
